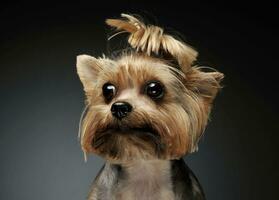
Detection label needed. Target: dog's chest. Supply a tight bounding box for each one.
[114,160,175,200]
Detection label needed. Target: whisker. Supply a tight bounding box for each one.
[78,105,89,138]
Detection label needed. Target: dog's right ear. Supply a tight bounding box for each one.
[76,55,103,92]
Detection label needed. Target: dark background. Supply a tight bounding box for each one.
[0,1,278,200]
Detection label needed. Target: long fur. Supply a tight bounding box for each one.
[76,13,224,200]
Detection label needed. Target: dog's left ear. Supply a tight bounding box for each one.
[186,69,224,107]
[186,69,223,152]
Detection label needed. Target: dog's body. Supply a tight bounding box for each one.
[76,14,223,200]
[88,159,204,200]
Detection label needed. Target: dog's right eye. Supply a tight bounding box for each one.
[102,83,116,101]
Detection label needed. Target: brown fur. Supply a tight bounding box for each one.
[76,14,223,163]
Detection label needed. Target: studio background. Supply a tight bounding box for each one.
[1,2,278,200]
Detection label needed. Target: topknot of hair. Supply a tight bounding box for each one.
[106,13,198,72]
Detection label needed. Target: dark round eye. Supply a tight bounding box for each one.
[145,81,164,99]
[102,83,116,101]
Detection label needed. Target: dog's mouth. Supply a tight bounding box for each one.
[100,124,159,136]
[92,124,161,148]
[91,123,167,160]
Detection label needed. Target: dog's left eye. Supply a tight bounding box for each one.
[102,82,116,101]
[144,81,164,100]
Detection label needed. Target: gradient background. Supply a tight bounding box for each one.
[1,2,278,200]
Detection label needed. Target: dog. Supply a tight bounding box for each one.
[76,13,223,200]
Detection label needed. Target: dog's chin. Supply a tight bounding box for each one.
[91,124,165,161]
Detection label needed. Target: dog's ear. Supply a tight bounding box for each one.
[76,55,104,92]
[186,69,224,108]
[185,69,223,152]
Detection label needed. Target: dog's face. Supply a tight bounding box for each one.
[77,53,223,162]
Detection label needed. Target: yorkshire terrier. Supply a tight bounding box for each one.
[76,14,223,200]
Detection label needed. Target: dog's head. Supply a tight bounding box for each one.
[77,14,223,162]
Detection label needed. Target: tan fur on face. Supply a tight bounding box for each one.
[77,14,224,161]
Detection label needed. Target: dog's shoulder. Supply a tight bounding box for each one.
[171,159,206,200]
[87,162,120,200]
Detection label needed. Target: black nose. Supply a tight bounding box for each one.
[111,101,132,119]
